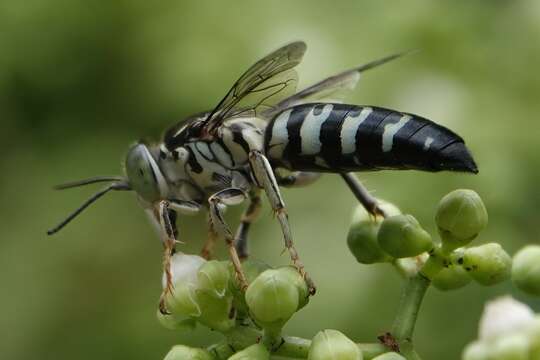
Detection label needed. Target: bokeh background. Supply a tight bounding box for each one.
[1,1,540,359]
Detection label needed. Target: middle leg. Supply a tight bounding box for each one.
[208,188,249,290]
[234,189,262,260]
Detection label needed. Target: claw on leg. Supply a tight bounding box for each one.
[156,200,178,314]
[341,173,387,220]
[276,209,316,295]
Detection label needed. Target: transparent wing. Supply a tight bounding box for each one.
[224,68,299,118]
[202,41,307,134]
[265,50,413,117]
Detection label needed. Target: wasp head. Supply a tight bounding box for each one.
[125,143,169,203]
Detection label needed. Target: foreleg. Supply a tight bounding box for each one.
[155,199,200,314]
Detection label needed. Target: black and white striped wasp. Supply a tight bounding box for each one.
[48,41,478,313]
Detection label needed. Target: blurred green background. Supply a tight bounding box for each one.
[1,1,539,359]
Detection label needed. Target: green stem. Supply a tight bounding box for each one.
[357,343,388,359]
[262,326,283,350]
[274,339,387,359]
[212,329,387,359]
[390,275,430,359]
[274,336,310,358]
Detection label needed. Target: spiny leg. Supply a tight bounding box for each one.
[249,150,316,295]
[340,172,387,219]
[156,200,177,314]
[208,188,249,290]
[201,214,218,260]
[234,189,262,260]
[156,199,201,314]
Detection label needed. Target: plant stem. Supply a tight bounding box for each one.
[213,329,387,359]
[357,343,388,359]
[262,326,283,350]
[392,275,430,340]
[390,274,430,359]
[274,336,310,358]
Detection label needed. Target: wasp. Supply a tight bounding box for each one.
[48,42,477,313]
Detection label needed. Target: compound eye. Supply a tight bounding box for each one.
[125,144,162,202]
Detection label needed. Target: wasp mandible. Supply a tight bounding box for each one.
[48,42,478,313]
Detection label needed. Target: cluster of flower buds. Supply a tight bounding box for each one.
[158,253,236,332]
[158,188,540,359]
[429,190,511,290]
[347,200,433,268]
[159,252,310,359]
[347,189,516,293]
[463,297,540,360]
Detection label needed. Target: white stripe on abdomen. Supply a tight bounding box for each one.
[340,107,372,154]
[300,104,333,155]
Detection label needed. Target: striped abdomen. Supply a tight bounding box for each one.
[264,103,478,173]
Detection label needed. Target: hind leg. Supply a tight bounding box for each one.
[249,150,316,295]
[340,172,387,218]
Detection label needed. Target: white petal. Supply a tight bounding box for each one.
[479,296,535,341]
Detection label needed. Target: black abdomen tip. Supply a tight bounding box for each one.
[437,142,478,174]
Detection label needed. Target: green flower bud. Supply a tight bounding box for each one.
[462,342,491,360]
[194,262,236,331]
[432,264,472,291]
[275,266,310,309]
[157,309,197,331]
[163,252,206,316]
[228,344,270,360]
[308,329,362,360]
[377,215,433,258]
[229,260,272,316]
[512,245,540,296]
[245,269,300,327]
[347,202,400,264]
[163,345,214,360]
[164,252,207,288]
[164,254,235,332]
[195,289,235,332]
[197,260,230,297]
[463,243,512,286]
[435,189,488,251]
[491,334,530,360]
[372,353,406,360]
[348,221,389,264]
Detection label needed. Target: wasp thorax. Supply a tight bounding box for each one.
[125,143,168,203]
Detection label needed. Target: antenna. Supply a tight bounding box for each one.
[47,180,130,235]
